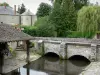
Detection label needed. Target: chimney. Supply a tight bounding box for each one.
[14,5,16,15]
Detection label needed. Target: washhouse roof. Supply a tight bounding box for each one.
[0,23,33,42]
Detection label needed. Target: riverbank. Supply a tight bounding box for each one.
[3,51,41,74]
[80,62,100,75]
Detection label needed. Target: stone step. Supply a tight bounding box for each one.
[16,46,24,51]
[16,49,24,51]
[16,46,23,49]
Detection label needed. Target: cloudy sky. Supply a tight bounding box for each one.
[0,0,100,14]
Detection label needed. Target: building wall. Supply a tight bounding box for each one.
[0,15,37,26]
[21,15,37,26]
[67,44,92,60]
[0,15,19,25]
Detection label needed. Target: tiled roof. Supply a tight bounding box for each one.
[0,23,33,42]
[22,10,34,15]
[0,6,19,15]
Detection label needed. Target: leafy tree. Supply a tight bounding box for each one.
[0,2,9,6]
[73,0,89,10]
[61,0,76,30]
[49,0,89,10]
[77,6,100,38]
[36,2,52,18]
[49,0,76,37]
[19,3,26,14]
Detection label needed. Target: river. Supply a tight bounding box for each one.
[5,54,90,75]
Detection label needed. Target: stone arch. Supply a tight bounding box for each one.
[44,52,60,58]
[68,55,90,61]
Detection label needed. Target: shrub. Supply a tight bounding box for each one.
[34,16,56,37]
[22,26,37,36]
[66,31,94,38]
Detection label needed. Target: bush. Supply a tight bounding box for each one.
[34,16,56,37]
[66,31,95,38]
[22,26,37,36]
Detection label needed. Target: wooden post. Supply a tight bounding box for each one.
[27,63,30,75]
[26,40,30,62]
[19,15,21,25]
[0,54,4,74]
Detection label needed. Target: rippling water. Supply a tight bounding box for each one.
[5,56,90,75]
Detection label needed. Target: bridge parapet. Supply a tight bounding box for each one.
[32,37,100,62]
[90,44,97,61]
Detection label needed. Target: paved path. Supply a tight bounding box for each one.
[80,62,100,75]
[3,51,41,73]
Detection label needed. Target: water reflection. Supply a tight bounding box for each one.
[4,56,90,75]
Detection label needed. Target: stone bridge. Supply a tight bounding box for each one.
[32,37,100,61]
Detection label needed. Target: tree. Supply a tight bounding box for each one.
[49,0,89,10]
[36,2,52,18]
[19,3,26,14]
[73,0,89,11]
[49,0,76,37]
[61,0,76,30]
[35,16,56,37]
[0,2,9,6]
[77,6,100,38]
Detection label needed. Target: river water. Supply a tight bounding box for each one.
[5,55,90,75]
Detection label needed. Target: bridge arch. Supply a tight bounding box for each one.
[44,52,60,58]
[68,55,90,61]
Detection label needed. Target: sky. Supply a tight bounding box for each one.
[0,0,100,14]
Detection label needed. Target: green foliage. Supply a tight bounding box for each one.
[36,2,52,18]
[30,42,34,48]
[49,0,76,37]
[22,26,37,36]
[36,16,56,37]
[77,6,100,38]
[18,3,26,14]
[9,46,16,57]
[0,2,9,6]
[66,31,95,38]
[9,46,13,53]
[73,0,89,11]
[61,0,77,31]
[34,16,48,26]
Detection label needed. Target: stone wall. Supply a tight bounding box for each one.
[67,44,92,60]
[44,41,61,56]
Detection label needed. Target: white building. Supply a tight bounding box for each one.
[0,5,37,26]
[21,10,37,26]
